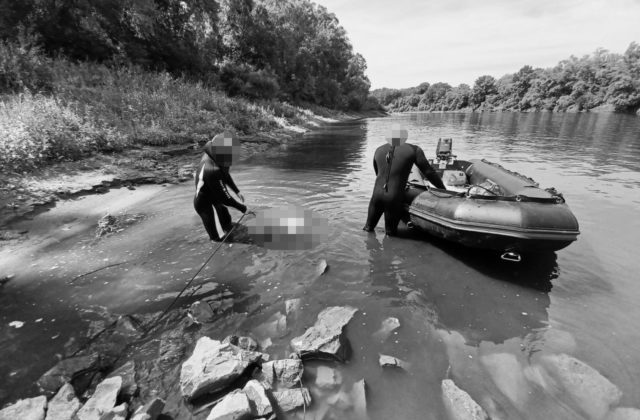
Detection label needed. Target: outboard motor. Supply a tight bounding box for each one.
[435,138,457,169]
[436,138,454,161]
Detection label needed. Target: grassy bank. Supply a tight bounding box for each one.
[0,50,347,173]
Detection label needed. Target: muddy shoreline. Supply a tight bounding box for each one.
[0,111,385,235]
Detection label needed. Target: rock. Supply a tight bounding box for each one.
[255,361,275,390]
[285,299,302,317]
[523,364,556,391]
[45,383,80,420]
[100,403,128,420]
[130,397,165,420]
[243,380,273,417]
[316,366,342,390]
[351,379,367,420]
[189,301,215,323]
[0,395,47,420]
[317,259,329,276]
[441,379,489,420]
[327,390,353,411]
[180,337,264,401]
[543,328,577,354]
[206,390,252,420]
[372,317,400,341]
[75,376,122,420]
[290,306,358,361]
[606,407,640,420]
[378,354,410,370]
[37,353,100,396]
[108,361,138,399]
[271,388,311,413]
[223,335,258,351]
[272,359,304,388]
[254,312,287,339]
[541,353,622,420]
[481,353,529,408]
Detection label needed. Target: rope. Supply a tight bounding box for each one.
[142,212,248,335]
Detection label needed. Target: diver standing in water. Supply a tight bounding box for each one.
[194,132,248,242]
[363,125,446,236]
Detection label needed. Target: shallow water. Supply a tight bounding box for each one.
[1,112,639,419]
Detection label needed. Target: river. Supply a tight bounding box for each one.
[1,112,639,419]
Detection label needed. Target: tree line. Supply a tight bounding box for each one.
[0,0,371,110]
[371,43,640,114]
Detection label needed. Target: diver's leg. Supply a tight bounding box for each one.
[363,195,384,232]
[383,208,401,236]
[216,204,233,232]
[194,196,221,241]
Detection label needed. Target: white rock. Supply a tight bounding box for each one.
[272,388,311,412]
[481,353,529,409]
[441,379,489,420]
[285,299,302,317]
[272,359,303,388]
[45,383,80,420]
[541,353,622,420]
[0,395,47,420]
[75,376,122,420]
[543,328,577,354]
[351,379,367,420]
[130,397,165,420]
[108,361,137,398]
[255,361,275,390]
[373,317,400,341]
[378,354,410,370]
[316,366,342,389]
[206,391,251,420]
[243,380,273,417]
[180,337,264,401]
[606,407,640,420]
[290,306,358,361]
[100,403,128,420]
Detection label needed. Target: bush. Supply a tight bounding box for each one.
[0,36,54,94]
[0,94,111,170]
[220,63,280,100]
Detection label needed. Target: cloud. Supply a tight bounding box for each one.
[317,0,640,89]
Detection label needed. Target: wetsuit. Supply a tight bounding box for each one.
[194,142,247,241]
[364,143,445,235]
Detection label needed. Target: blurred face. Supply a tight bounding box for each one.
[385,125,408,146]
[211,132,241,167]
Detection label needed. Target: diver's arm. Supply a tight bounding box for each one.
[222,169,240,194]
[415,147,446,190]
[373,156,378,176]
[219,180,247,213]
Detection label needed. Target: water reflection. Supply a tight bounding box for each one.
[364,231,554,347]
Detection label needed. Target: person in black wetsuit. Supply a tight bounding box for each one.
[363,126,446,236]
[194,132,248,241]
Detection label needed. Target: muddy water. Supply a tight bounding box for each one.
[1,112,640,419]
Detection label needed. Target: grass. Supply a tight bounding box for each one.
[0,44,338,173]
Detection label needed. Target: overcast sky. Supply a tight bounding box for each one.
[315,0,640,89]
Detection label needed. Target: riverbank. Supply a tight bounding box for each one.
[0,106,384,233]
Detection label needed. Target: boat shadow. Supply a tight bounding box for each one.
[399,226,558,292]
[378,227,558,346]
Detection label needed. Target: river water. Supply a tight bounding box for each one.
[1,112,639,419]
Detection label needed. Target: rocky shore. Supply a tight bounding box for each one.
[2,298,639,420]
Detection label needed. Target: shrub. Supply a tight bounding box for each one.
[0,34,54,94]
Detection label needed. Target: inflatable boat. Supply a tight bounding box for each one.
[405,139,579,260]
